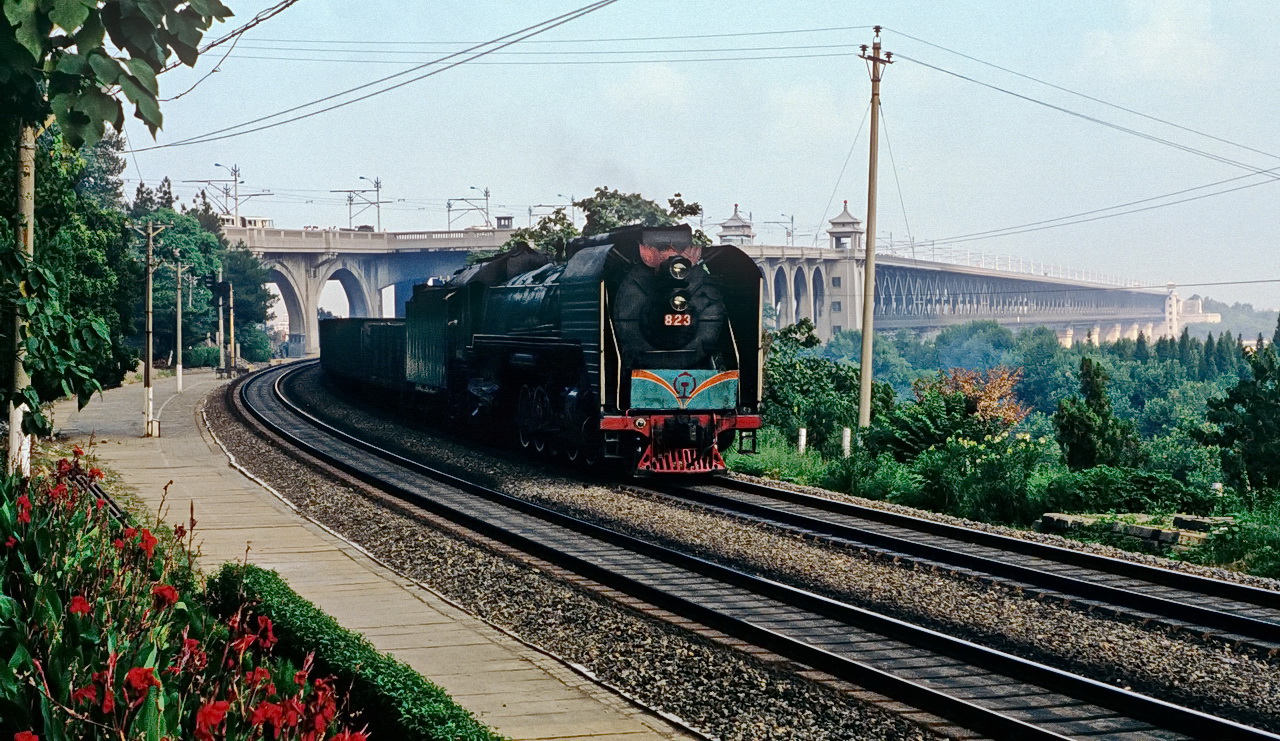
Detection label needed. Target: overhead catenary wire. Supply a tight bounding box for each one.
[878,101,912,245]
[812,101,872,247]
[882,26,1280,164]
[131,0,622,152]
[246,25,875,46]
[159,0,303,74]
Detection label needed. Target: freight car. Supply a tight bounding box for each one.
[320,224,763,474]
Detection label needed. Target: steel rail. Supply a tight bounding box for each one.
[237,362,1280,741]
[650,479,1280,644]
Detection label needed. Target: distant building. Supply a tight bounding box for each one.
[218,214,275,229]
[717,204,755,245]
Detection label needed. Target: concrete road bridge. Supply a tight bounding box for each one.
[228,208,1207,355]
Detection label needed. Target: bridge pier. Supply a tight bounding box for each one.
[1056,327,1075,348]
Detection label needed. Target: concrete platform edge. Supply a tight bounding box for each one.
[200,396,713,741]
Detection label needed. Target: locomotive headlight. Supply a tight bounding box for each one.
[670,292,690,312]
[668,258,692,281]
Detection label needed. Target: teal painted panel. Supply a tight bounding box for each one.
[630,369,739,410]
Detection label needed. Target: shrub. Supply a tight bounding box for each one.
[1043,466,1215,515]
[206,564,502,741]
[184,345,220,367]
[819,450,922,502]
[725,428,835,485]
[1185,502,1280,579]
[894,434,1054,525]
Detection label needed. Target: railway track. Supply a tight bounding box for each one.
[643,478,1280,650]
[239,362,1279,741]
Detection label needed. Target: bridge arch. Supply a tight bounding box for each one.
[812,266,825,320]
[792,268,810,323]
[317,263,378,319]
[266,265,306,338]
[772,267,789,326]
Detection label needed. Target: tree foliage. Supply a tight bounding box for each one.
[1196,347,1280,502]
[1054,356,1142,470]
[574,186,706,241]
[1,0,232,142]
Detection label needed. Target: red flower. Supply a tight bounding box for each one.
[195,700,230,741]
[257,615,277,648]
[245,666,271,686]
[294,669,307,687]
[112,539,125,550]
[14,732,39,741]
[16,494,31,524]
[329,732,368,741]
[95,498,106,509]
[124,667,161,706]
[250,700,282,727]
[123,527,137,539]
[5,537,16,548]
[280,697,304,727]
[73,445,84,457]
[56,459,72,476]
[69,595,92,617]
[89,467,104,480]
[138,529,158,559]
[71,684,97,705]
[48,483,67,502]
[152,583,179,609]
[101,688,115,714]
[230,634,256,655]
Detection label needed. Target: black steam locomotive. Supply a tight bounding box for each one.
[320,224,763,474]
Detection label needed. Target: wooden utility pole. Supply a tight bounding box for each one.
[857,26,892,429]
[133,222,169,437]
[7,124,36,475]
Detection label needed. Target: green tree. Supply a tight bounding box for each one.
[1134,332,1150,362]
[1054,356,1142,470]
[74,129,125,209]
[497,207,579,261]
[574,186,705,240]
[1196,347,1280,503]
[128,180,156,219]
[934,320,1015,370]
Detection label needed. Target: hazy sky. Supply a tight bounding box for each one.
[128,0,1280,311]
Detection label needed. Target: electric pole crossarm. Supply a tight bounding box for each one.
[857,26,893,430]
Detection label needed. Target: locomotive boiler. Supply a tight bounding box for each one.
[321,224,763,475]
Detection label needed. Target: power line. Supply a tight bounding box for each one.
[159,0,303,74]
[883,27,1280,164]
[246,25,874,46]
[234,41,852,55]
[812,101,871,247]
[224,51,855,67]
[878,101,912,244]
[894,53,1280,181]
[131,0,622,152]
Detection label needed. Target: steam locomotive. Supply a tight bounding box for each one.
[319,224,763,474]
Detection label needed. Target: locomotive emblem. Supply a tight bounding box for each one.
[631,370,739,410]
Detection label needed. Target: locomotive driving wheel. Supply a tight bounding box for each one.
[531,386,551,454]
[516,385,535,449]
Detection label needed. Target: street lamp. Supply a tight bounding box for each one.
[359,176,383,231]
[213,163,242,222]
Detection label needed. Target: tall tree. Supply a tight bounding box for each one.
[75,129,126,209]
[1054,356,1142,470]
[156,175,175,209]
[1197,346,1280,506]
[128,181,157,219]
[1134,332,1150,363]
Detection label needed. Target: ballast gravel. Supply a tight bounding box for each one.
[204,383,939,741]
[271,368,1280,734]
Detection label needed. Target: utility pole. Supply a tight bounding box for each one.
[216,266,225,371]
[857,26,892,430]
[174,259,184,393]
[227,282,236,375]
[133,222,169,437]
[6,124,36,474]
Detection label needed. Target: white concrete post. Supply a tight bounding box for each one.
[797,428,807,456]
[841,427,852,458]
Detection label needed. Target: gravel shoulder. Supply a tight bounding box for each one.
[281,367,1280,734]
[206,377,940,741]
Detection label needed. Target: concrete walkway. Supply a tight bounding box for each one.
[52,370,694,741]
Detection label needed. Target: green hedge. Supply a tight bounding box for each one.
[206,564,504,741]
[183,345,220,367]
[1043,466,1215,515]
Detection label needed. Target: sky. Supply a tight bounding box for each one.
[126,0,1280,315]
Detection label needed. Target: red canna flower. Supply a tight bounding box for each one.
[250,700,282,727]
[57,459,72,476]
[151,583,179,609]
[124,667,161,706]
[89,467,104,480]
[230,634,256,655]
[69,595,92,616]
[257,615,277,648]
[14,731,39,741]
[71,684,97,705]
[95,498,106,509]
[101,687,115,714]
[5,536,16,548]
[245,666,271,686]
[195,700,230,741]
[123,526,136,539]
[73,445,84,457]
[138,529,158,559]
[48,483,67,502]
[294,669,307,687]
[280,697,304,727]
[16,494,31,524]
[112,538,125,550]
[329,731,369,741]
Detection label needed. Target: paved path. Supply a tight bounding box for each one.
[52,370,694,741]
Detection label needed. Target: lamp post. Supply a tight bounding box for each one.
[214,163,240,224]
[359,176,383,231]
